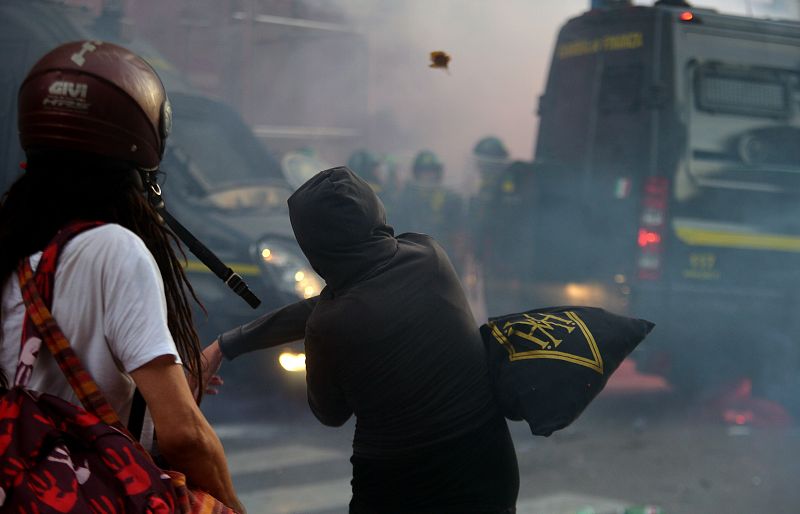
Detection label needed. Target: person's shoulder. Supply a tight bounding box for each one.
[306,292,357,340]
[394,233,453,273]
[404,233,455,272]
[68,223,152,264]
[398,232,441,253]
[398,231,431,244]
[72,223,142,243]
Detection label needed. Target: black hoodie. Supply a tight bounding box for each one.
[220,167,496,457]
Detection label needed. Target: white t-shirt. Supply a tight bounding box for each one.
[0,224,181,447]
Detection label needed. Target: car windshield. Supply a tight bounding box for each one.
[166,96,288,211]
[169,118,266,189]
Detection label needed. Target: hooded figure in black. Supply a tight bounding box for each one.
[215,167,519,513]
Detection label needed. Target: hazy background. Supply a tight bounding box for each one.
[304,0,797,192]
[4,2,800,511]
[69,0,799,193]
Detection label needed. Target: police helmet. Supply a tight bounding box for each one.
[473,136,509,162]
[347,149,381,183]
[412,150,443,179]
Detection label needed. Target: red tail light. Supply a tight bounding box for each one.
[679,11,702,23]
[637,177,669,280]
[638,229,661,248]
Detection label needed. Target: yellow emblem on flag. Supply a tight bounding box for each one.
[488,311,604,374]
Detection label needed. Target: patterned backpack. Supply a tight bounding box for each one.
[0,221,235,513]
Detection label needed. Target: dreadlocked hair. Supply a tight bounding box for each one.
[0,151,205,399]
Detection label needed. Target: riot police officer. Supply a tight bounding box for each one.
[347,148,402,217]
[470,137,536,315]
[473,136,511,191]
[347,149,384,193]
[394,150,467,275]
[470,136,511,267]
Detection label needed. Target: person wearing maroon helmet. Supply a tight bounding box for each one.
[0,41,244,513]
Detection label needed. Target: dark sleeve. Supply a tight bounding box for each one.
[305,328,352,427]
[218,297,318,360]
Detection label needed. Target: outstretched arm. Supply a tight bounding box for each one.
[218,297,318,359]
[198,297,319,396]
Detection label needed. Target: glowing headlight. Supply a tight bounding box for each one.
[279,352,306,373]
[563,282,610,305]
[255,238,323,299]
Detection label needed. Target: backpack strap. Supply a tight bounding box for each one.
[13,221,102,387]
[16,221,135,436]
[17,256,136,436]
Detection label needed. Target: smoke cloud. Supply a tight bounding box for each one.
[321,0,587,191]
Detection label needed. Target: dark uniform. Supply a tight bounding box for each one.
[347,149,398,219]
[470,138,538,315]
[470,136,511,269]
[393,150,467,276]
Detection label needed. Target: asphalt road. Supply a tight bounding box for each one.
[204,266,799,513]
[203,387,800,514]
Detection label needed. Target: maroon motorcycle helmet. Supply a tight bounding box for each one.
[18,40,171,171]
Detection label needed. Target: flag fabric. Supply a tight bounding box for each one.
[480,306,654,436]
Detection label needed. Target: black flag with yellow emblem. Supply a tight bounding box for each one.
[480,306,654,436]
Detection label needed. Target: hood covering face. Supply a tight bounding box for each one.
[288,167,398,291]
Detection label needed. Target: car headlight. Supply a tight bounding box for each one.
[279,351,306,373]
[255,238,323,299]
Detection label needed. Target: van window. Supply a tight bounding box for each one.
[695,65,790,118]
